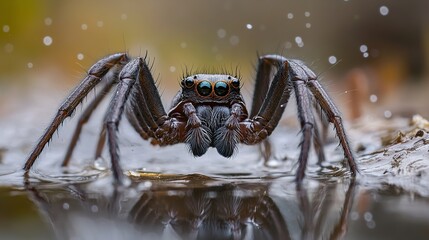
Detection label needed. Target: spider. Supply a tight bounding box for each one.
[23,53,358,184]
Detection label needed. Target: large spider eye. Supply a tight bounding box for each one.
[197,81,212,96]
[214,81,229,96]
[231,78,240,88]
[183,78,194,88]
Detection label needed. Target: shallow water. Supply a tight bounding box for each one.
[1,105,429,240]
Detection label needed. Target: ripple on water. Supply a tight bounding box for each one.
[30,167,105,184]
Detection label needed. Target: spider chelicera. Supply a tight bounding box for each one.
[24,53,358,184]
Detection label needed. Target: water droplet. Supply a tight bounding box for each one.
[217,28,226,38]
[2,25,10,33]
[138,181,153,191]
[121,13,128,20]
[369,94,378,103]
[180,42,187,48]
[81,24,88,30]
[284,41,292,49]
[27,62,33,69]
[304,11,311,17]
[363,52,369,58]
[77,53,84,60]
[229,35,240,45]
[305,23,311,28]
[96,21,104,27]
[4,43,14,53]
[44,17,52,26]
[295,36,304,47]
[360,44,368,53]
[63,202,70,210]
[167,190,177,196]
[246,23,253,30]
[122,177,132,187]
[144,181,152,188]
[43,36,53,46]
[169,66,176,72]
[287,13,294,19]
[380,6,389,16]
[384,110,392,118]
[364,212,373,221]
[328,56,337,64]
[91,205,99,213]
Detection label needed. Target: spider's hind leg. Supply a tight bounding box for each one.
[311,97,327,165]
[62,80,116,167]
[24,53,129,172]
[293,80,317,182]
[308,80,358,176]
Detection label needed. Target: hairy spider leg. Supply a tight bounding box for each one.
[24,53,129,172]
[104,57,178,183]
[62,80,116,166]
[249,55,276,162]
[104,58,141,182]
[241,55,357,182]
[94,63,164,160]
[249,55,326,166]
[293,80,316,182]
[307,79,358,176]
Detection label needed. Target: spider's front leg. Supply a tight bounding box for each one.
[104,56,180,183]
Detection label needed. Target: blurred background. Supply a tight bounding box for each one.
[1,0,429,121]
[1,2,429,239]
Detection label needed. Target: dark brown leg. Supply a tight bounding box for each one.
[129,83,159,132]
[312,120,326,165]
[24,53,129,172]
[136,61,168,123]
[250,55,293,163]
[105,57,170,183]
[240,56,293,146]
[126,110,150,140]
[294,81,316,182]
[62,81,115,166]
[94,125,106,159]
[244,56,353,181]
[252,55,290,126]
[104,58,141,183]
[250,55,279,117]
[93,59,161,160]
[308,80,358,175]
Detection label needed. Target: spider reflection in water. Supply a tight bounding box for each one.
[23,53,358,183]
[26,180,357,240]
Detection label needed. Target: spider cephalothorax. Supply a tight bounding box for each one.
[24,53,358,184]
[167,74,248,157]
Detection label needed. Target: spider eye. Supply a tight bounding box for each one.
[214,81,229,96]
[197,81,212,96]
[231,78,240,88]
[183,78,194,88]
